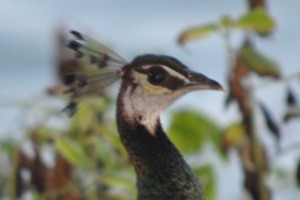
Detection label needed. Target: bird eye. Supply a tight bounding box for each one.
[148,68,165,85]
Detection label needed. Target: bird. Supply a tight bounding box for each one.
[63,30,223,200]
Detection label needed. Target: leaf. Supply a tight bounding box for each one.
[220,15,235,28]
[194,165,215,200]
[236,8,275,34]
[221,123,246,153]
[297,160,300,188]
[287,87,298,106]
[100,169,136,199]
[168,110,221,153]
[178,23,219,45]
[0,139,16,159]
[283,87,300,122]
[70,98,109,133]
[239,43,281,79]
[70,103,94,132]
[259,102,280,142]
[54,137,93,169]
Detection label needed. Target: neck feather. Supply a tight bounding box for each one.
[116,83,204,199]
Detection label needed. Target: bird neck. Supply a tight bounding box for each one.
[116,84,204,199]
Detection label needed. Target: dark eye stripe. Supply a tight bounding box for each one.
[163,75,185,90]
[135,66,186,90]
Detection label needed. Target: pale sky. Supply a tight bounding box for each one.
[1,1,300,199]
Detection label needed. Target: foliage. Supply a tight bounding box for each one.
[194,165,216,200]
[1,2,300,200]
[177,2,300,200]
[168,110,221,154]
[178,8,275,45]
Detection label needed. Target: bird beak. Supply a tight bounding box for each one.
[185,70,224,91]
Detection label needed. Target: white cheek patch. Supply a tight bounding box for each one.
[122,86,167,136]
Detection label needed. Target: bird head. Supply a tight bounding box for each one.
[62,31,223,130]
[118,54,223,134]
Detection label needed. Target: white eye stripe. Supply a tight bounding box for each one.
[132,72,172,94]
[141,65,190,84]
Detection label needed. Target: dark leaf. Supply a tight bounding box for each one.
[296,160,300,188]
[283,87,300,122]
[259,102,280,141]
[287,87,297,106]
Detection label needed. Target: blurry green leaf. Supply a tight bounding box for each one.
[220,15,235,28]
[54,137,93,169]
[71,103,94,133]
[168,110,221,153]
[236,8,275,34]
[274,167,289,180]
[240,45,281,79]
[30,127,56,144]
[221,123,246,152]
[100,169,136,200]
[178,23,219,45]
[91,115,127,157]
[194,165,215,200]
[70,98,110,133]
[0,139,16,159]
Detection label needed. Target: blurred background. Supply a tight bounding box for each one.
[1,0,300,199]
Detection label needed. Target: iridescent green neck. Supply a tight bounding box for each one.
[116,85,205,199]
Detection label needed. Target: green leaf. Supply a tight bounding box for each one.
[168,110,221,153]
[54,137,93,169]
[71,103,94,133]
[220,15,235,28]
[236,8,275,34]
[0,139,16,159]
[221,123,246,150]
[70,98,110,133]
[239,45,281,79]
[178,23,219,45]
[194,165,215,200]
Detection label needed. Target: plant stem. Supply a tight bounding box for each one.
[222,26,235,73]
[249,85,269,200]
[9,148,19,200]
